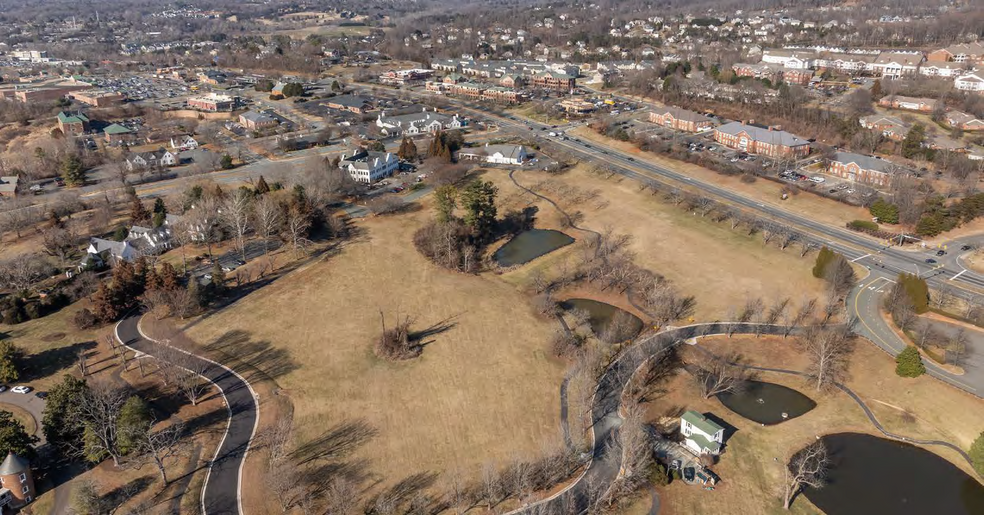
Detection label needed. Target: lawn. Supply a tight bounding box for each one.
[489,165,828,320]
[183,208,568,506]
[624,334,984,515]
[568,126,873,231]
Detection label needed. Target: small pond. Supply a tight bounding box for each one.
[560,298,643,339]
[803,433,984,515]
[493,229,575,267]
[716,380,816,425]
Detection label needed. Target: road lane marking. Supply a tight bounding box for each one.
[851,253,872,263]
[950,269,967,281]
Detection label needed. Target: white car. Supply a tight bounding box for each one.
[811,176,826,183]
[11,386,32,394]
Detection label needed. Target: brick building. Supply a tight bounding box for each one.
[649,106,714,132]
[57,111,90,135]
[827,152,901,187]
[713,121,810,159]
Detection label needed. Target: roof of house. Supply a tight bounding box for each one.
[956,73,984,83]
[653,105,713,123]
[58,111,89,124]
[681,410,724,435]
[462,144,527,159]
[104,123,132,135]
[0,452,30,476]
[947,110,982,126]
[882,95,938,106]
[687,432,722,454]
[89,237,130,256]
[860,114,907,127]
[833,152,900,174]
[380,110,453,127]
[941,42,984,57]
[0,176,18,193]
[715,121,809,147]
[328,94,372,108]
[343,150,395,171]
[874,52,923,66]
[240,111,276,124]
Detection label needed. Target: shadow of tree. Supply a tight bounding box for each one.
[291,419,379,466]
[409,315,459,347]
[104,475,155,507]
[364,471,442,513]
[204,329,298,383]
[21,340,97,382]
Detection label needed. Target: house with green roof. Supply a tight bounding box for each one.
[57,111,90,135]
[680,410,726,456]
[104,123,134,145]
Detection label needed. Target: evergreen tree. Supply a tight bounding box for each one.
[434,185,458,223]
[220,154,235,169]
[0,411,39,461]
[398,137,419,161]
[0,340,24,383]
[869,199,899,224]
[460,180,498,239]
[255,175,271,194]
[152,198,167,216]
[116,396,151,455]
[901,124,926,159]
[152,211,166,228]
[971,431,984,477]
[331,80,342,92]
[130,195,150,224]
[61,155,87,187]
[895,346,926,377]
[897,273,929,314]
[158,262,182,291]
[42,374,89,454]
[812,246,835,278]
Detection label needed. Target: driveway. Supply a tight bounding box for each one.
[0,389,45,444]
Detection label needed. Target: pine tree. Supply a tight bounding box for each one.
[117,396,151,455]
[158,262,181,291]
[255,175,270,194]
[0,411,39,461]
[0,340,24,383]
[895,346,926,377]
[61,155,87,187]
[812,246,835,278]
[901,124,926,159]
[130,195,150,224]
[460,180,498,239]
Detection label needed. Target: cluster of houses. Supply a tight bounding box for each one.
[424,58,578,102]
[748,43,984,91]
[375,107,463,137]
[80,213,185,269]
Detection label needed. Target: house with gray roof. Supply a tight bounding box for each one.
[457,143,529,165]
[375,108,462,137]
[828,152,905,188]
[326,94,374,113]
[341,149,398,183]
[0,176,19,198]
[713,121,810,158]
[680,410,725,456]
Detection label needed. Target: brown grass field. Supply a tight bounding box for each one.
[491,166,829,320]
[618,334,984,515]
[568,126,873,231]
[184,208,568,505]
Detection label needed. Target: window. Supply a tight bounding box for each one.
[22,486,29,494]
[19,473,26,482]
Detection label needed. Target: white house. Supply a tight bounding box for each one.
[919,62,972,78]
[761,49,815,69]
[457,143,528,165]
[81,238,138,270]
[680,410,726,456]
[375,108,463,137]
[341,149,399,183]
[126,151,178,171]
[170,135,199,151]
[126,214,183,253]
[955,73,984,93]
[869,51,923,79]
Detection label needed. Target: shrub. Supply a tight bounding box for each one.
[22,302,41,320]
[895,346,926,377]
[73,308,97,330]
[847,219,879,231]
[375,313,422,360]
[971,432,984,477]
[869,199,899,224]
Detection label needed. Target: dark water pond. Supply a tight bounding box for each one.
[716,380,816,425]
[803,433,984,515]
[493,229,574,266]
[560,298,643,338]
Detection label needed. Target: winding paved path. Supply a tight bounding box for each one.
[115,314,258,515]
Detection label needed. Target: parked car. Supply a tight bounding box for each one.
[0,385,7,393]
[11,386,32,394]
[811,176,826,183]
[961,245,973,251]
[35,391,47,399]
[684,467,695,482]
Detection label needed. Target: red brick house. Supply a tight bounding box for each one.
[827,152,902,188]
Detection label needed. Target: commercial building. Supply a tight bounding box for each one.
[239,111,279,130]
[649,106,714,132]
[713,121,810,159]
[187,93,239,112]
[341,149,398,183]
[827,152,901,187]
[877,95,939,112]
[71,89,126,107]
[57,111,90,135]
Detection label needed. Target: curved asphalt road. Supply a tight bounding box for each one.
[115,314,258,515]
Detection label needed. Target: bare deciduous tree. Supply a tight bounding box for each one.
[223,189,253,264]
[692,351,753,399]
[137,420,186,484]
[780,441,830,510]
[802,325,854,390]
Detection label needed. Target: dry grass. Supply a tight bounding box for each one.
[568,126,872,230]
[489,166,828,320]
[183,209,567,506]
[0,402,37,434]
[625,334,984,515]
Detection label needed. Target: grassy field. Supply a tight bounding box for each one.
[184,208,567,504]
[623,334,984,515]
[568,126,873,231]
[0,402,37,434]
[490,166,828,320]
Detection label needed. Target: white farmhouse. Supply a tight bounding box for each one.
[375,108,463,137]
[680,410,726,456]
[457,143,528,165]
[341,149,399,183]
